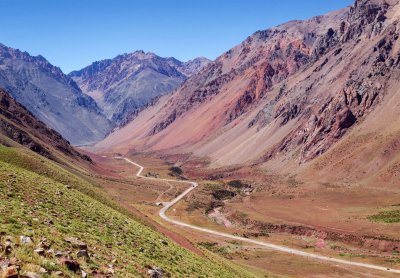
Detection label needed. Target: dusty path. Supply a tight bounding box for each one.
[117,157,400,274]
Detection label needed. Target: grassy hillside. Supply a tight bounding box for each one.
[0,145,255,277]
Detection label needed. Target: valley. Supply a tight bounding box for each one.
[77,152,400,277]
[1,0,400,277]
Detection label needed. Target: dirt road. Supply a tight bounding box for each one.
[117,157,400,275]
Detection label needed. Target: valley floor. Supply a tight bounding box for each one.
[90,152,400,278]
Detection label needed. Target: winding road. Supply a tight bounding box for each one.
[117,157,400,275]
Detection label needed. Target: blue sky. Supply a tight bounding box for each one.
[0,0,353,73]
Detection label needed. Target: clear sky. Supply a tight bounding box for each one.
[0,0,353,73]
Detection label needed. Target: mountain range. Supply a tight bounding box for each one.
[0,43,209,145]
[0,43,113,145]
[1,0,400,276]
[97,0,400,178]
[69,52,210,124]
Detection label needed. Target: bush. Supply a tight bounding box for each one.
[212,190,236,200]
[227,180,244,189]
[169,166,183,176]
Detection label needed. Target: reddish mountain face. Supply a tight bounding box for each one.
[97,0,400,169]
[0,89,91,163]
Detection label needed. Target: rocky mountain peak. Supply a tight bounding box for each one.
[0,43,113,145]
[69,52,210,124]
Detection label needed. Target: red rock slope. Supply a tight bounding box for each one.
[96,0,400,169]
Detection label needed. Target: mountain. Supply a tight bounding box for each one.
[69,51,210,124]
[97,0,400,170]
[0,43,113,145]
[0,88,91,163]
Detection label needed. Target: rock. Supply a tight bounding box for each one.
[65,185,72,189]
[64,237,87,249]
[76,250,89,258]
[160,240,168,246]
[34,248,45,256]
[19,236,33,245]
[52,271,63,276]
[54,250,68,257]
[81,270,87,278]
[60,258,80,272]
[3,266,18,278]
[147,267,164,278]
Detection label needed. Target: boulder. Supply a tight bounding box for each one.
[19,236,33,245]
[76,250,89,258]
[64,237,87,250]
[147,267,164,278]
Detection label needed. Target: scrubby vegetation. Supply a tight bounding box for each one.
[0,146,253,277]
[368,210,400,223]
[227,180,245,189]
[169,166,183,176]
[212,190,236,201]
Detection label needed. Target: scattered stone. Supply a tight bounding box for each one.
[65,185,72,189]
[76,250,89,258]
[19,236,33,245]
[160,240,168,246]
[64,237,87,250]
[34,248,45,256]
[52,271,63,276]
[81,270,87,278]
[38,268,47,274]
[54,251,68,257]
[147,267,164,278]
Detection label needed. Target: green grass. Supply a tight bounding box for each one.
[0,145,256,277]
[368,210,400,223]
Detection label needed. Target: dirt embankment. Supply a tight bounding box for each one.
[231,213,400,253]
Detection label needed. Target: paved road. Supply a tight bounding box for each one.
[117,157,400,274]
